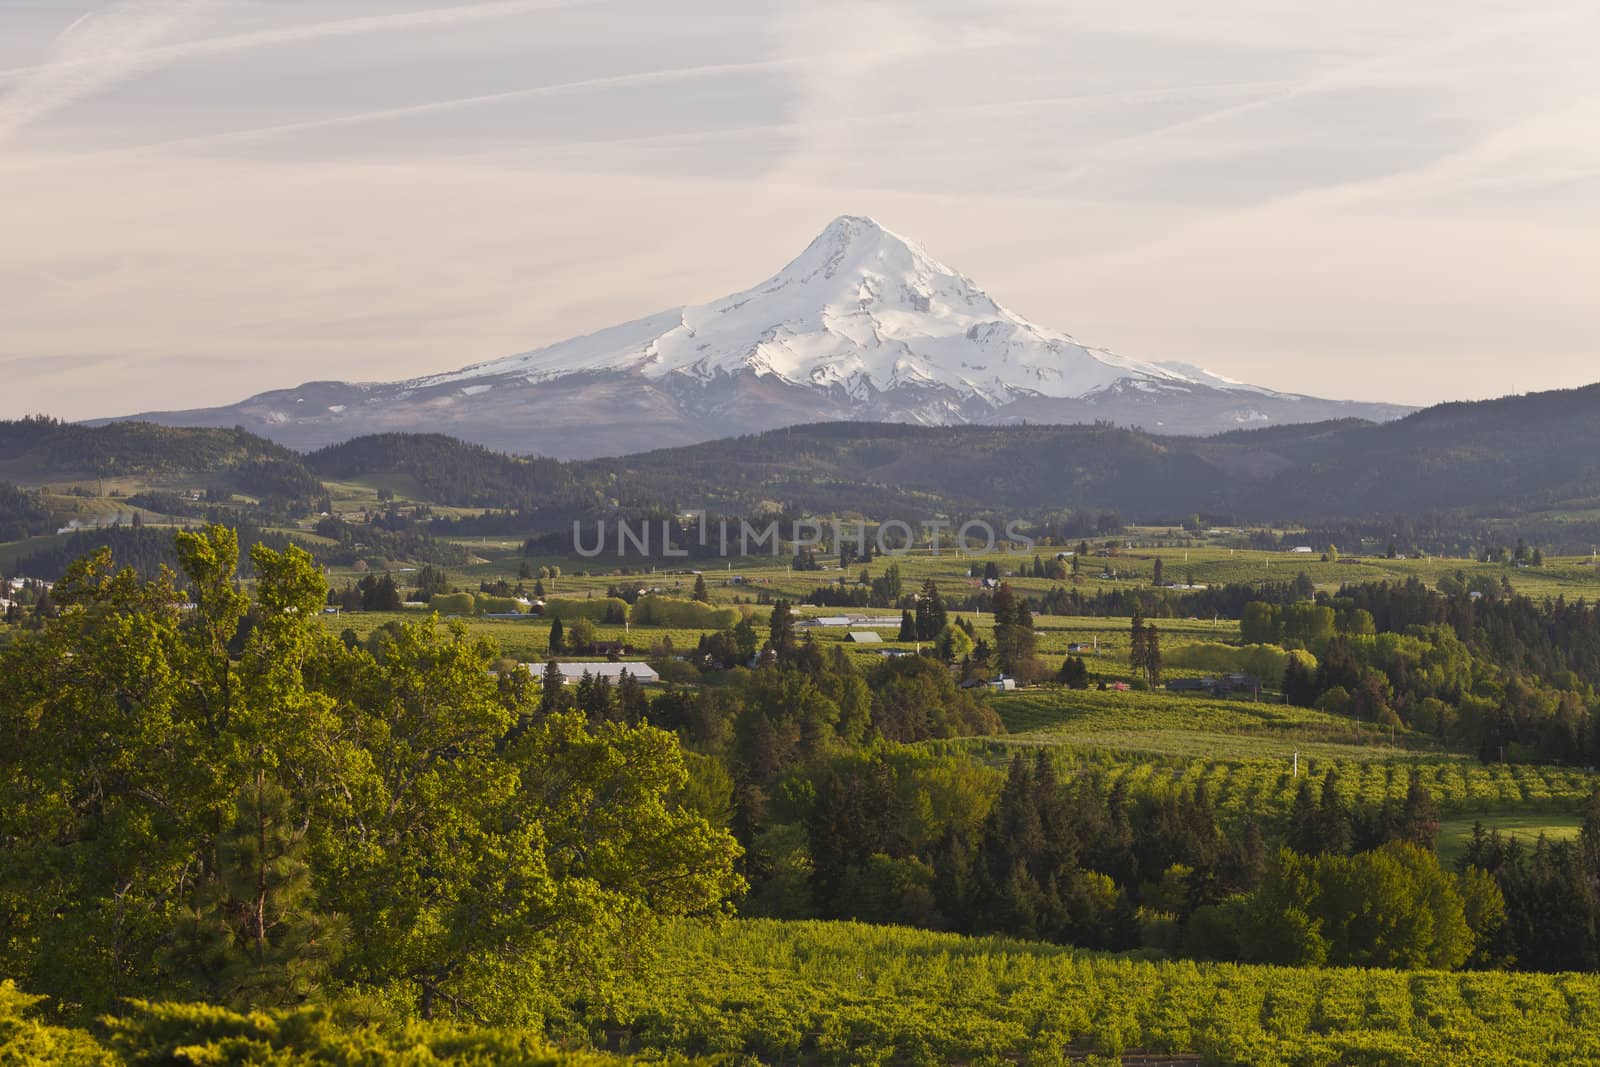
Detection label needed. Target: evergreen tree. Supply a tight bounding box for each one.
[898,609,917,642]
[991,584,1035,676]
[1287,780,1321,854]
[991,583,1017,629]
[733,616,759,662]
[768,599,796,658]
[169,774,346,1007]
[540,660,567,714]
[1282,655,1319,706]
[616,670,648,726]
[1400,774,1440,850]
[918,580,948,640]
[1129,612,1148,682]
[1317,772,1352,856]
[1143,623,1162,687]
[1056,655,1090,688]
[548,616,564,655]
[692,573,710,603]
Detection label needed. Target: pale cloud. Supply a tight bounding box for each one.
[0,0,1595,421]
[0,0,221,145]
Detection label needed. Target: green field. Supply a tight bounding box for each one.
[585,918,1600,1065]
[1437,811,1586,865]
[306,530,1600,609]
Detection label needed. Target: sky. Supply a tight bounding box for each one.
[2,0,1597,420]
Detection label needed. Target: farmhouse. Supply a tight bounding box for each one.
[1166,674,1262,700]
[525,661,661,686]
[962,675,1017,691]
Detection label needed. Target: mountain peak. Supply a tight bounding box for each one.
[779,213,948,289]
[414,213,1183,397]
[111,213,1416,456]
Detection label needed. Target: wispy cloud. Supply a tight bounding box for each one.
[0,0,603,146]
[0,0,600,87]
[0,1,223,145]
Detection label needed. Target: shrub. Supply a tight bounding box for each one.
[429,592,476,616]
[545,597,629,624]
[630,596,739,630]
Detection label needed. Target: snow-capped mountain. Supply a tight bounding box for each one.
[110,216,1412,458]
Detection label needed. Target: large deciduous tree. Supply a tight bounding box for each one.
[0,526,741,1023]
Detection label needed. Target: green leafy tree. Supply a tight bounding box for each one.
[935,622,975,663]
[0,526,743,1025]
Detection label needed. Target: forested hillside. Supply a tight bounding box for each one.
[305,433,587,509]
[0,416,319,494]
[8,384,1600,544]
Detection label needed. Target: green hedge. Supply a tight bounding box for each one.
[429,592,476,616]
[544,597,629,623]
[630,596,739,630]
[1162,642,1313,688]
[476,594,523,615]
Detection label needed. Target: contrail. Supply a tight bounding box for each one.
[0,0,601,89]
[0,0,221,145]
[0,53,881,172]
[0,0,601,146]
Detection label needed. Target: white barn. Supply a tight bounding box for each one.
[524,661,661,685]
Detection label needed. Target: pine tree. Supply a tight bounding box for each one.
[1317,771,1352,856]
[1129,613,1148,683]
[991,583,1016,629]
[898,609,917,642]
[733,617,759,662]
[1143,623,1161,687]
[540,660,567,714]
[1283,655,1318,706]
[692,573,709,602]
[1582,787,1600,880]
[169,774,345,1007]
[614,669,647,725]
[767,599,796,660]
[991,584,1035,675]
[1399,774,1439,849]
[548,616,564,655]
[1152,557,1164,587]
[1287,780,1320,854]
[917,580,947,640]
